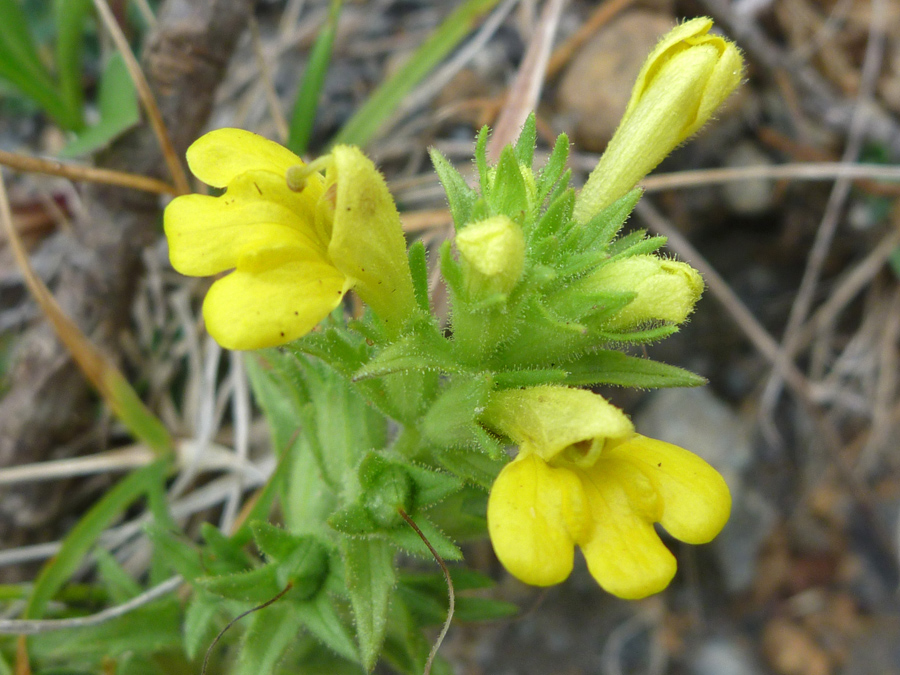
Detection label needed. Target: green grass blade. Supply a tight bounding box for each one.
[53,0,91,130]
[330,0,501,149]
[24,460,168,620]
[287,0,343,155]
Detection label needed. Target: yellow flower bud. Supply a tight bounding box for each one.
[456,215,525,299]
[574,17,744,223]
[555,255,704,330]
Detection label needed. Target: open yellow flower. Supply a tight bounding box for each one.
[164,128,416,350]
[482,386,730,599]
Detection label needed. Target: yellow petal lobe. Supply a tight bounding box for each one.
[186,128,307,188]
[487,454,587,586]
[578,458,676,599]
[607,435,731,544]
[202,257,349,351]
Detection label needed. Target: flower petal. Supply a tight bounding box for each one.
[578,458,675,599]
[164,171,326,276]
[186,128,307,188]
[202,254,349,350]
[488,454,587,586]
[481,387,634,464]
[608,435,731,544]
[326,145,417,335]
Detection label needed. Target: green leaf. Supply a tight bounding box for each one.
[29,600,183,661]
[563,350,707,388]
[434,446,506,490]
[353,321,462,380]
[343,538,396,671]
[61,52,140,157]
[287,0,343,154]
[183,590,224,661]
[407,240,431,312]
[331,0,502,148]
[199,565,282,604]
[94,549,142,604]
[430,148,477,229]
[53,0,91,128]
[492,367,568,389]
[422,375,491,445]
[385,515,462,562]
[235,603,299,675]
[25,461,168,620]
[0,0,77,128]
[144,524,205,581]
[294,593,359,662]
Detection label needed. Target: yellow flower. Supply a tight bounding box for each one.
[482,387,730,599]
[575,17,744,223]
[164,129,416,350]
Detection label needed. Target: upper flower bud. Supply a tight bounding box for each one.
[574,17,744,222]
[456,215,525,299]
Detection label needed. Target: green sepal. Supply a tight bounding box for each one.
[294,593,359,662]
[383,514,462,561]
[606,231,667,259]
[562,350,708,388]
[491,297,592,367]
[201,522,252,571]
[567,188,642,253]
[405,462,464,507]
[430,147,477,229]
[420,487,488,541]
[289,322,371,377]
[343,537,396,671]
[250,522,331,599]
[537,132,570,202]
[198,565,282,604]
[530,187,575,251]
[487,145,527,222]
[422,374,492,448]
[329,502,379,535]
[514,113,537,167]
[359,452,415,528]
[551,289,636,324]
[407,239,431,312]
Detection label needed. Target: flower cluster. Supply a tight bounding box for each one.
[162,17,743,610]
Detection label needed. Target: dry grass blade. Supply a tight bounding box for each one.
[545,0,634,78]
[759,0,890,417]
[0,149,178,196]
[487,0,566,160]
[0,576,182,635]
[91,0,190,195]
[250,15,290,142]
